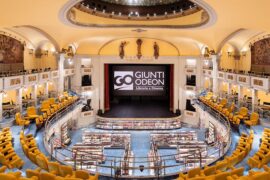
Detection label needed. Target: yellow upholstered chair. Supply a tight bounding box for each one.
[40,172,57,180]
[222,103,235,117]
[0,152,24,169]
[0,173,17,180]
[200,165,216,176]
[40,100,55,115]
[26,168,41,179]
[244,112,259,126]
[59,165,74,177]
[36,155,49,171]
[15,113,30,126]
[0,166,6,173]
[233,107,248,121]
[214,98,227,111]
[74,170,90,179]
[48,162,61,176]
[25,106,40,121]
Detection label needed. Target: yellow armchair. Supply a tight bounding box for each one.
[15,113,30,126]
[25,107,40,121]
[244,112,259,126]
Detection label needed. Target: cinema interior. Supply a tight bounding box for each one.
[1,0,270,180]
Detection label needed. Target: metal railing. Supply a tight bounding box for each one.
[43,100,232,178]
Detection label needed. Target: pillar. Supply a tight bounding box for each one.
[17,88,23,112]
[44,82,49,98]
[32,84,38,106]
[72,56,82,93]
[227,83,232,95]
[58,53,65,95]
[251,89,258,112]
[211,55,219,95]
[237,85,242,107]
[0,93,2,121]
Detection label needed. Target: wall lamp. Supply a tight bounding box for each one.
[241,51,247,57]
[227,51,233,57]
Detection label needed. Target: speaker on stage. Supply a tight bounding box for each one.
[175,109,181,116]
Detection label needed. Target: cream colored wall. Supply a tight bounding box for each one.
[99,38,179,56]
[24,51,58,70]
[22,87,32,98]
[219,44,251,71]
[220,82,228,92]
[76,37,201,56]
[231,84,238,93]
[3,90,17,103]
[242,87,251,97]
[219,44,236,70]
[258,91,270,104]
[37,85,45,96]
[48,82,56,92]
[204,78,211,89]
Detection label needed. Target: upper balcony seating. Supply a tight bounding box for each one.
[221,103,235,117]
[17,93,78,129]
[25,107,40,121]
[244,112,259,126]
[15,113,30,126]
[247,128,270,169]
[231,107,249,125]
[200,95,260,128]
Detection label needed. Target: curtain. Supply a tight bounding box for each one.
[170,64,174,111]
[104,64,110,111]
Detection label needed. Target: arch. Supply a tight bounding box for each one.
[216,29,245,54]
[1,28,35,48]
[14,25,60,52]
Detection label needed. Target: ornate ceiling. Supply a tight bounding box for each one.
[0,0,270,55]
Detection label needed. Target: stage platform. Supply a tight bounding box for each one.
[102,99,176,118]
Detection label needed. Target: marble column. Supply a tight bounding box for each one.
[58,53,65,95]
[17,88,23,112]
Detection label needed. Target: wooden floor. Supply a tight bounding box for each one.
[102,98,176,118]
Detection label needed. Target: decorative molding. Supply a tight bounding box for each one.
[59,0,217,29]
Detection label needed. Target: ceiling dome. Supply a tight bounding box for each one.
[76,0,200,20]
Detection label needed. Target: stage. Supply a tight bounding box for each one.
[102,98,176,118]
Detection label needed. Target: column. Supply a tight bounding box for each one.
[72,56,82,93]
[58,53,65,95]
[0,93,2,121]
[45,82,49,98]
[17,88,23,112]
[227,83,232,95]
[211,55,219,95]
[32,84,37,106]
[251,89,258,112]
[237,85,242,107]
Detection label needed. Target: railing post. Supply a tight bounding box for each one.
[50,142,54,160]
[111,161,113,177]
[199,149,202,168]
[74,151,77,170]
[163,160,166,175]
